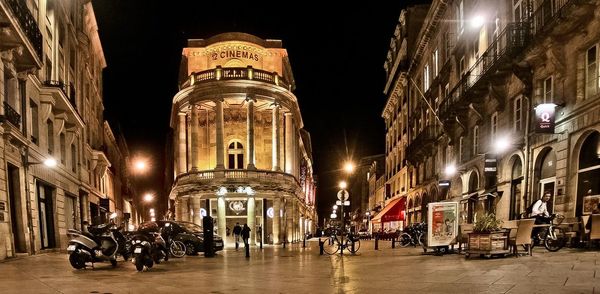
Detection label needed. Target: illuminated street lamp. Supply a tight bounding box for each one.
[471,15,485,29]
[445,164,457,177]
[343,162,355,174]
[339,181,347,190]
[142,193,154,221]
[493,136,511,154]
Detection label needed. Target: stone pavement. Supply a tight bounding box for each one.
[0,239,599,293]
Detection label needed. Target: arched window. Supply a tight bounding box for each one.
[227,141,244,169]
[534,148,556,212]
[577,132,600,216]
[510,156,523,220]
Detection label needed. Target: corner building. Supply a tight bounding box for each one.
[169,33,317,246]
[383,0,600,225]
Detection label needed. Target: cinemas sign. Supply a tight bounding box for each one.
[209,44,262,62]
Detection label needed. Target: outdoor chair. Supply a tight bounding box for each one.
[562,217,580,247]
[589,214,600,248]
[458,223,474,251]
[508,219,535,257]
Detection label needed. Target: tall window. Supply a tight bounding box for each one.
[31,99,39,144]
[457,0,464,34]
[433,49,439,76]
[543,76,553,103]
[424,64,430,91]
[514,97,522,132]
[459,136,464,163]
[60,133,66,164]
[47,119,54,155]
[71,143,77,172]
[473,126,479,156]
[586,45,599,98]
[491,112,498,143]
[227,141,244,169]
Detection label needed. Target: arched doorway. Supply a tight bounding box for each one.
[467,170,479,223]
[421,192,429,222]
[534,148,556,213]
[577,131,600,216]
[510,156,523,220]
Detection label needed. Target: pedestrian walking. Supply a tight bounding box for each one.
[242,223,251,247]
[233,222,242,250]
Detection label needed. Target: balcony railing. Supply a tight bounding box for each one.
[531,0,574,36]
[181,66,291,91]
[176,169,300,188]
[406,125,441,164]
[6,0,43,60]
[439,22,530,120]
[3,101,21,128]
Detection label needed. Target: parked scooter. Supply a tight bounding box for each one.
[130,231,155,272]
[66,213,127,269]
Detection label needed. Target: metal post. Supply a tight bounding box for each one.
[319,238,324,255]
[340,202,344,256]
[303,234,306,248]
[392,236,396,249]
[375,234,379,250]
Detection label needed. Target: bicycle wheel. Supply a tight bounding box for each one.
[418,232,427,252]
[170,241,186,258]
[323,236,339,255]
[544,227,566,252]
[347,238,360,253]
[399,233,412,247]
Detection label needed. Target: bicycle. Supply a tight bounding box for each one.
[531,214,567,252]
[322,229,360,255]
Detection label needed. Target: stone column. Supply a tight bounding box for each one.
[192,197,201,225]
[178,112,187,174]
[217,196,226,244]
[191,105,200,171]
[284,113,293,174]
[215,99,225,170]
[286,198,293,243]
[272,104,281,171]
[247,196,255,245]
[174,199,181,221]
[273,197,281,244]
[246,97,256,169]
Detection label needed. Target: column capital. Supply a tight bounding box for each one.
[245,95,257,103]
[213,96,225,103]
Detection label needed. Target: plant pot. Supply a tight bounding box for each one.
[466,231,510,258]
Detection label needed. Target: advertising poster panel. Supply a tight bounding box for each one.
[427,202,459,247]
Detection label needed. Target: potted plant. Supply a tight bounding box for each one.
[466,213,510,258]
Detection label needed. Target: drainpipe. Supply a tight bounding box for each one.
[523,95,532,209]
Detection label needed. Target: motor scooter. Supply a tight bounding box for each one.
[66,213,127,269]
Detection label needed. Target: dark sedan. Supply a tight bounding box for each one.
[138,221,224,255]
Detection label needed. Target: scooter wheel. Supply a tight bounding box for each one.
[135,257,144,272]
[69,252,86,269]
[145,256,154,268]
[110,259,117,268]
[164,250,169,262]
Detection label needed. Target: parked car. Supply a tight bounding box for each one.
[138,221,224,255]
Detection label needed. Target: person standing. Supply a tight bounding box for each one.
[233,222,242,250]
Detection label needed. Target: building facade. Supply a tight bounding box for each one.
[168,33,317,246]
[382,0,600,226]
[0,0,138,260]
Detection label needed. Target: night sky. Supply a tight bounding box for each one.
[92,1,428,223]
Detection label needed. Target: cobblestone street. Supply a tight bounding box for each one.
[1,240,600,293]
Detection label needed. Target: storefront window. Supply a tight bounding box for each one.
[577,132,600,215]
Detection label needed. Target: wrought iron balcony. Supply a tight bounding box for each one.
[180,66,292,91]
[5,0,43,60]
[3,101,21,128]
[439,22,530,121]
[531,0,575,36]
[406,125,441,165]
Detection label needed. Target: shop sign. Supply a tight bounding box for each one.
[427,202,459,247]
[535,103,556,133]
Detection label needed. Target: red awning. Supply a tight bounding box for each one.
[372,197,406,223]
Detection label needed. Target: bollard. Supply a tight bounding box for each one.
[260,237,263,250]
[319,238,324,255]
[375,235,379,250]
[392,237,395,249]
[245,241,250,258]
[303,235,306,248]
[283,240,286,248]
[351,238,355,253]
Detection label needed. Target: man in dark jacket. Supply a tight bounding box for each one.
[233,223,242,250]
[241,224,251,247]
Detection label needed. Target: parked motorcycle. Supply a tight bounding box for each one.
[130,222,169,271]
[66,213,127,269]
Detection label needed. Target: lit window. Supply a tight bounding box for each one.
[433,49,439,76]
[543,76,553,103]
[514,97,522,132]
[424,64,430,90]
[227,141,244,169]
[473,126,479,156]
[586,45,599,98]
